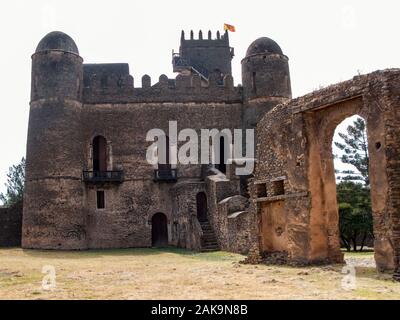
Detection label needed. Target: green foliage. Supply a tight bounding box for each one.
[334,117,369,185]
[337,181,373,252]
[335,117,372,251]
[0,158,25,207]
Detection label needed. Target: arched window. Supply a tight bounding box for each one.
[196,192,208,222]
[93,136,107,172]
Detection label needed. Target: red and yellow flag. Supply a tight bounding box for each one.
[223,23,236,32]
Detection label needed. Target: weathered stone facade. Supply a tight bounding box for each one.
[21,30,400,279]
[22,31,291,253]
[253,69,400,279]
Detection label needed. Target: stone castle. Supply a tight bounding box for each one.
[20,30,400,278]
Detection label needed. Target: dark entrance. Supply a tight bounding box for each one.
[158,135,170,170]
[93,136,107,171]
[217,136,226,174]
[152,213,168,247]
[196,192,208,222]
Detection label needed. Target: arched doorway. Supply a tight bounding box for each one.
[196,192,208,222]
[306,97,393,269]
[152,213,168,247]
[333,115,372,252]
[93,136,107,172]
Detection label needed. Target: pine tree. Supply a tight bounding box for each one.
[334,117,369,185]
[335,117,373,251]
[0,157,25,207]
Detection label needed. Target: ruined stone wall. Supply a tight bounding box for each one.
[216,195,252,254]
[254,69,400,272]
[0,202,22,247]
[255,103,311,264]
[205,173,241,249]
[171,181,205,250]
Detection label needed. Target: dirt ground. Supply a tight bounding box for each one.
[0,248,398,300]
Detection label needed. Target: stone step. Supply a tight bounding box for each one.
[199,219,220,251]
[202,236,217,241]
[201,246,219,251]
[201,239,218,244]
[201,244,219,248]
[202,231,216,236]
[201,248,220,252]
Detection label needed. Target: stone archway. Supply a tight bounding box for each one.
[254,71,400,277]
[152,213,168,247]
[305,97,393,269]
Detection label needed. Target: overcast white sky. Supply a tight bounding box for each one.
[0,0,399,200]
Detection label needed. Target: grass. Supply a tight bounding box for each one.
[0,247,399,300]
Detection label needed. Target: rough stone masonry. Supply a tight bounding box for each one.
[20,30,400,279]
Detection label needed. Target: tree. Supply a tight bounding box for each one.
[334,117,369,185]
[337,181,373,252]
[0,157,25,207]
[334,117,373,251]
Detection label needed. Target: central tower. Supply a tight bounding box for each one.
[173,30,234,82]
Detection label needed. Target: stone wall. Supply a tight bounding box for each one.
[0,201,23,247]
[254,69,400,275]
[23,31,293,254]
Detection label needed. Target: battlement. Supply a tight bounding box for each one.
[180,30,229,46]
[82,66,242,104]
[177,30,233,79]
[83,63,133,89]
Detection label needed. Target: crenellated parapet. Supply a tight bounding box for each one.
[82,66,242,104]
[180,30,229,46]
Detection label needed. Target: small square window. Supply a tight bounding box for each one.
[273,180,285,196]
[97,190,105,209]
[256,183,267,198]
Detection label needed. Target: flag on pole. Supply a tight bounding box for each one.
[223,23,236,32]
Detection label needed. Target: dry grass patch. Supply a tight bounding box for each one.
[0,248,398,300]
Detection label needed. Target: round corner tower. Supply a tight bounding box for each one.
[241,37,292,127]
[22,31,87,249]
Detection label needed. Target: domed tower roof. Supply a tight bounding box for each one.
[246,37,283,56]
[35,31,79,55]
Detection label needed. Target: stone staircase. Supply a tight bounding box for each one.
[199,220,220,252]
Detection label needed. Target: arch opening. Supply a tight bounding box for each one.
[93,136,107,172]
[196,192,208,222]
[151,213,168,247]
[333,115,373,253]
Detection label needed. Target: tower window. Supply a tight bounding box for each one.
[97,190,105,209]
[252,72,257,94]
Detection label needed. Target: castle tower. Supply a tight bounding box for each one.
[22,31,86,249]
[241,37,292,128]
[173,30,234,81]
[242,37,291,101]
